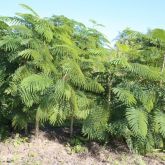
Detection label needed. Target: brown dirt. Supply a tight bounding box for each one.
[0,131,165,165]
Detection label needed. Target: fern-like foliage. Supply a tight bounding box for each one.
[154,111,165,137]
[20,74,52,107]
[127,63,161,80]
[112,87,136,106]
[126,107,148,137]
[12,113,28,130]
[82,107,109,140]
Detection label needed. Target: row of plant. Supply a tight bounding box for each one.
[0,4,165,154]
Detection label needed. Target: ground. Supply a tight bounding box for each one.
[0,130,165,165]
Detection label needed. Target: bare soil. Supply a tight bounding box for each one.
[0,130,165,165]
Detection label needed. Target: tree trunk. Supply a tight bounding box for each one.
[161,54,165,150]
[107,73,112,111]
[69,89,77,137]
[25,125,28,135]
[70,115,74,137]
[35,115,39,138]
[160,54,165,87]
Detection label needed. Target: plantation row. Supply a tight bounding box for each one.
[0,4,165,154]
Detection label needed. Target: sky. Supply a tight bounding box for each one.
[0,0,165,42]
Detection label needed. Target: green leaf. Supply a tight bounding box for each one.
[126,107,148,137]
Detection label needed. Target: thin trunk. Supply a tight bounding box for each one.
[160,54,165,87]
[161,54,165,149]
[107,74,112,111]
[25,125,28,135]
[70,115,74,137]
[35,115,39,138]
[69,89,77,137]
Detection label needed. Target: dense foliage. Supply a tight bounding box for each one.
[0,4,165,154]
